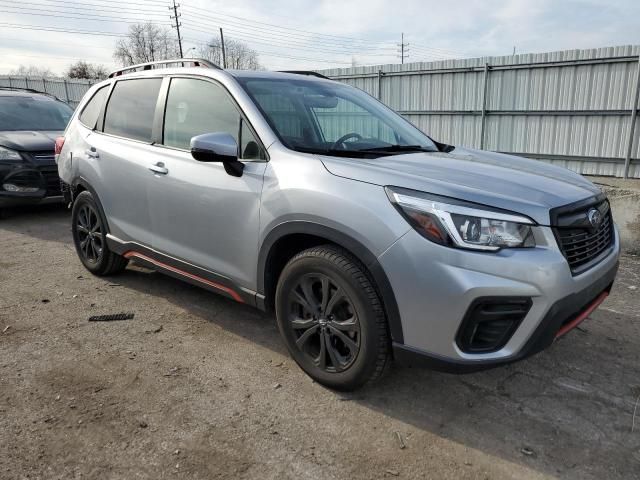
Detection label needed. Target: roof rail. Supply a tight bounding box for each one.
[108,58,222,78]
[0,86,61,101]
[279,71,331,80]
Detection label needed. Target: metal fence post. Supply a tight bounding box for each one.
[479,62,490,149]
[377,69,383,100]
[42,78,47,94]
[25,76,30,89]
[624,55,640,179]
[63,79,70,103]
[8,76,12,87]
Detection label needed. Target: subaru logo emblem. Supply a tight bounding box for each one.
[587,208,602,228]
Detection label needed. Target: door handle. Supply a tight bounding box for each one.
[85,148,99,159]
[149,162,168,175]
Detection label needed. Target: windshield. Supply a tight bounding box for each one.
[238,77,438,157]
[0,95,74,131]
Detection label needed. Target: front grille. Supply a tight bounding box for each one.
[554,201,614,274]
[38,166,62,197]
[30,150,56,164]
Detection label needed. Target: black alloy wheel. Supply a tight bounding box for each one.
[288,273,361,373]
[275,245,390,391]
[76,203,104,264]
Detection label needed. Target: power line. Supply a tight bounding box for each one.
[0,0,168,17]
[181,13,396,52]
[181,8,395,50]
[1,5,172,25]
[188,38,354,65]
[184,22,393,57]
[0,22,128,37]
[181,1,396,46]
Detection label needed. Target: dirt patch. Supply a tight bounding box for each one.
[1,205,639,479]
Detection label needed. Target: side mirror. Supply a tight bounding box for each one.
[190,132,245,177]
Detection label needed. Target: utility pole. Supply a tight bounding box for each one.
[219,28,227,68]
[169,0,184,59]
[397,33,409,64]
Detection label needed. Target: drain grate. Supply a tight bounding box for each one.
[88,312,135,322]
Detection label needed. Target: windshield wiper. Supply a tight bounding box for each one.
[357,145,438,153]
[292,146,382,157]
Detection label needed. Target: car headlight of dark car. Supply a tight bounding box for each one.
[0,146,23,162]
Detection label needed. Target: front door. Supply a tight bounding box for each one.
[147,77,267,290]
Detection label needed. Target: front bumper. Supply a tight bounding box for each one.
[0,162,62,207]
[378,224,621,371]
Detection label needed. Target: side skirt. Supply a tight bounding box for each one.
[106,234,258,306]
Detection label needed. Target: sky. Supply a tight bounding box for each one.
[1,0,639,75]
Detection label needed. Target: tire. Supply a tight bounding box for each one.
[71,190,128,276]
[275,245,390,391]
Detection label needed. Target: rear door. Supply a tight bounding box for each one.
[83,77,162,246]
[147,76,267,288]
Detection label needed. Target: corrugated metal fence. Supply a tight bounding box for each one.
[0,76,95,109]
[319,45,640,178]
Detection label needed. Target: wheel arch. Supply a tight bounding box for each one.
[258,221,404,344]
[71,177,112,234]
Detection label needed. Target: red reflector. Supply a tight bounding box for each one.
[54,136,65,155]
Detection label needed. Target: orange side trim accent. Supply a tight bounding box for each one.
[555,291,608,339]
[123,251,244,303]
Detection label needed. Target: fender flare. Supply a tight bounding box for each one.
[71,176,112,234]
[257,221,404,344]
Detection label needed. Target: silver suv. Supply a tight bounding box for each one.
[57,60,620,390]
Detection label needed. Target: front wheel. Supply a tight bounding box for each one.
[275,245,390,391]
[71,191,128,276]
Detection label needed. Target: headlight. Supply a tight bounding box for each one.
[386,186,536,251]
[0,146,22,162]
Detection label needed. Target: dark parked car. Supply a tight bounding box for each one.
[0,87,73,215]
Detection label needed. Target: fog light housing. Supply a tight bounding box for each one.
[2,183,39,193]
[456,297,532,353]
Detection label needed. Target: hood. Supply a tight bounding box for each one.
[0,131,62,152]
[320,147,601,225]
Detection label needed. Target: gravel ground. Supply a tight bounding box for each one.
[1,204,639,480]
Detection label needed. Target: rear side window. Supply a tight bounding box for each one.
[103,78,162,142]
[79,86,108,129]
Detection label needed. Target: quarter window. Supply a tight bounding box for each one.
[79,85,108,129]
[103,78,162,142]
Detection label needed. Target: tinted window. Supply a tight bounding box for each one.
[79,85,108,129]
[239,78,437,156]
[103,78,162,142]
[240,119,266,160]
[163,78,240,150]
[0,95,73,131]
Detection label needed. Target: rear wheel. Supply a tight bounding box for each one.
[71,191,128,276]
[275,245,390,391]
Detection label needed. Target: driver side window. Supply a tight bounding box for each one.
[311,97,396,144]
[163,78,264,159]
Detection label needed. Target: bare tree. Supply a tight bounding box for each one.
[114,22,180,66]
[66,61,108,80]
[9,65,55,77]
[198,38,261,70]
